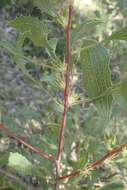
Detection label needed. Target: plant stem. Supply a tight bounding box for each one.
[0,123,54,161]
[59,143,127,180]
[56,4,74,176]
[54,5,74,190]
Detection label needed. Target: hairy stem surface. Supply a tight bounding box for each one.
[56,4,74,176]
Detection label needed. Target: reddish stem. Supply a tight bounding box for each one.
[59,143,127,180]
[56,5,74,176]
[0,123,54,161]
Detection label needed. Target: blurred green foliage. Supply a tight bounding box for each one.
[0,0,127,190]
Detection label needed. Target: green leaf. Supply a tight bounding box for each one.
[71,18,103,49]
[80,40,112,119]
[107,27,127,41]
[10,16,57,58]
[0,38,40,87]
[0,152,9,166]
[33,0,63,16]
[98,181,125,190]
[48,38,58,53]
[0,41,18,56]
[8,152,32,175]
[10,16,49,47]
[0,171,26,190]
[112,78,127,101]
[16,31,30,50]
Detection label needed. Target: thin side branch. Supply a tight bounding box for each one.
[56,5,74,177]
[59,143,127,180]
[0,123,54,161]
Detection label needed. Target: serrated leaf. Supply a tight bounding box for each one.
[8,152,32,175]
[107,27,127,41]
[16,31,30,50]
[0,38,39,86]
[10,16,49,47]
[98,181,125,190]
[80,40,112,119]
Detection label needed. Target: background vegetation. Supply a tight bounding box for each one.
[0,0,127,189]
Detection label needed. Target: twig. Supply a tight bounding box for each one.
[101,172,118,181]
[0,123,54,161]
[56,4,74,177]
[59,143,127,180]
